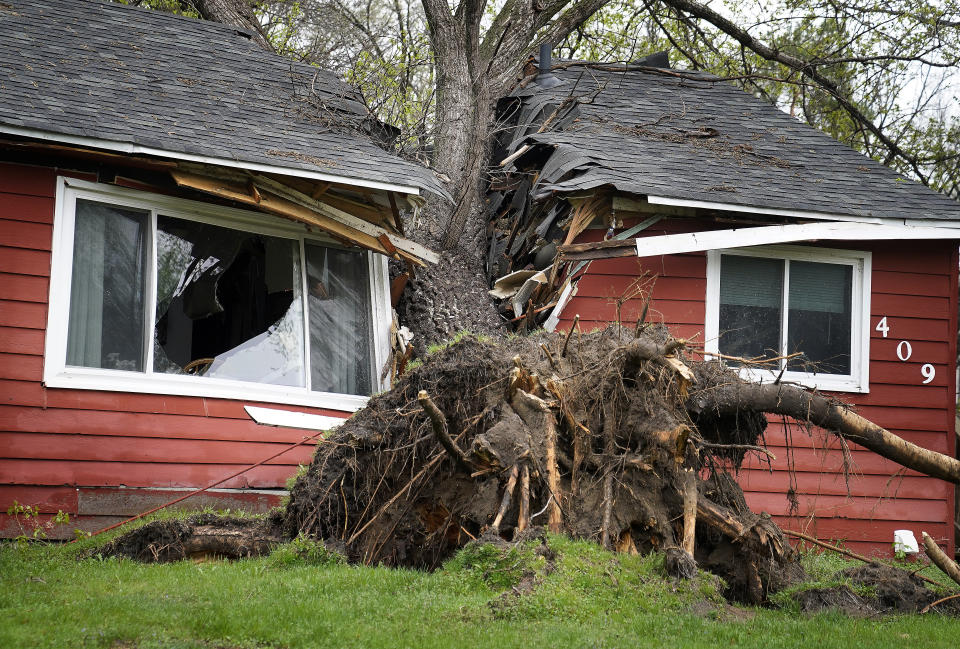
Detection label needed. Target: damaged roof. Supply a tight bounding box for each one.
[0,0,445,196]
[500,62,960,221]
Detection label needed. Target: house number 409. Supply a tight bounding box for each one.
[876,317,935,384]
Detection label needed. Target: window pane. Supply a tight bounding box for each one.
[718,255,783,362]
[306,244,372,395]
[154,217,305,387]
[67,199,148,371]
[787,261,852,374]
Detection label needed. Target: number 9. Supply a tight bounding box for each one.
[921,363,935,384]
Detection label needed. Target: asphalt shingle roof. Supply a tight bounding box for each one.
[505,64,960,221]
[0,0,445,196]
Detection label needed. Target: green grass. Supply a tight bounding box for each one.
[2,530,960,649]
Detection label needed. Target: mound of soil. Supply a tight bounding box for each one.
[793,562,960,616]
[99,514,280,562]
[98,324,960,612]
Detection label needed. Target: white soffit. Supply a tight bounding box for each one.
[244,406,346,432]
[645,195,960,229]
[635,221,960,258]
[0,124,422,196]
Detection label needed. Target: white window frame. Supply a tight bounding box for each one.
[704,244,872,393]
[44,177,392,412]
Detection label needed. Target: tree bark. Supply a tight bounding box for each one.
[190,0,274,50]
[922,531,960,588]
[687,382,960,484]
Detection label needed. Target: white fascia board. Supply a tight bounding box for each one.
[0,124,421,196]
[646,195,960,229]
[244,406,346,432]
[636,221,960,258]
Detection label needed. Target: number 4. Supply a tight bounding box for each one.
[875,316,889,338]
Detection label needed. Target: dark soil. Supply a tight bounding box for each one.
[98,514,280,562]
[792,562,960,616]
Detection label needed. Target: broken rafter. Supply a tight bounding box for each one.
[169,168,437,266]
[250,172,438,264]
[387,192,405,235]
[558,238,637,262]
[169,169,399,260]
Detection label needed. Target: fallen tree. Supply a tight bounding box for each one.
[103,326,960,605]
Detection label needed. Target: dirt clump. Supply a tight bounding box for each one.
[789,562,960,616]
[843,563,960,614]
[98,514,280,563]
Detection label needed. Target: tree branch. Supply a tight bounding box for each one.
[659,0,932,185]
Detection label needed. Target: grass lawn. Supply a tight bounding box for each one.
[2,521,959,649]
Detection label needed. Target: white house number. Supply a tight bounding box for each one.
[875,316,935,384]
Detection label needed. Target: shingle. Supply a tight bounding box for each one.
[505,65,958,221]
[0,0,444,196]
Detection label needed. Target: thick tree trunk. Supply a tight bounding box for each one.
[398,0,506,346]
[191,0,274,50]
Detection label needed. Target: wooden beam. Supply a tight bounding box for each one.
[387,192,404,235]
[170,169,393,258]
[0,138,177,171]
[318,191,391,224]
[558,238,636,262]
[252,173,439,264]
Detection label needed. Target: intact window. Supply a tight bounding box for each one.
[51,181,386,408]
[707,246,870,393]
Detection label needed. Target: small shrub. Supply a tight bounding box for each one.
[5,501,74,547]
[268,533,346,568]
[443,541,543,591]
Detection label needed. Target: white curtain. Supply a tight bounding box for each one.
[307,244,371,395]
[66,203,106,367]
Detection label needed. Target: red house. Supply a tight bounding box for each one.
[489,53,960,556]
[0,0,442,537]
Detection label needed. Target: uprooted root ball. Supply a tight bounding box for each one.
[281,326,803,603]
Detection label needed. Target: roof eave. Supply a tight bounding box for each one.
[645,194,960,229]
[0,124,423,198]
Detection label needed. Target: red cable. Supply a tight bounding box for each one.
[77,429,327,541]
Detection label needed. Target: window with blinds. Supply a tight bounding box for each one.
[719,254,853,374]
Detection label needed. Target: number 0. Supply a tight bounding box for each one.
[896,341,912,361]
[921,364,935,384]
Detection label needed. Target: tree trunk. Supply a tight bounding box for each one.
[397,0,506,347]
[191,0,274,51]
[687,381,960,484]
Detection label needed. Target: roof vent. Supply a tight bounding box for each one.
[632,50,671,69]
[537,43,563,89]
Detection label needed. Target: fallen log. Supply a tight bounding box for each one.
[687,382,960,484]
[922,531,960,589]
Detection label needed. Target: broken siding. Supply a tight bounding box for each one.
[0,161,337,538]
[557,216,957,556]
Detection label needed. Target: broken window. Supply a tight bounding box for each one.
[53,183,384,407]
[154,216,305,386]
[707,246,869,392]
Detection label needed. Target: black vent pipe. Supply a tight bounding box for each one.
[537,42,563,88]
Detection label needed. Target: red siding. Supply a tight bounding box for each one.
[559,216,958,556]
[0,161,346,535]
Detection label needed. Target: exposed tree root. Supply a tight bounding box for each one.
[102,327,960,607]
